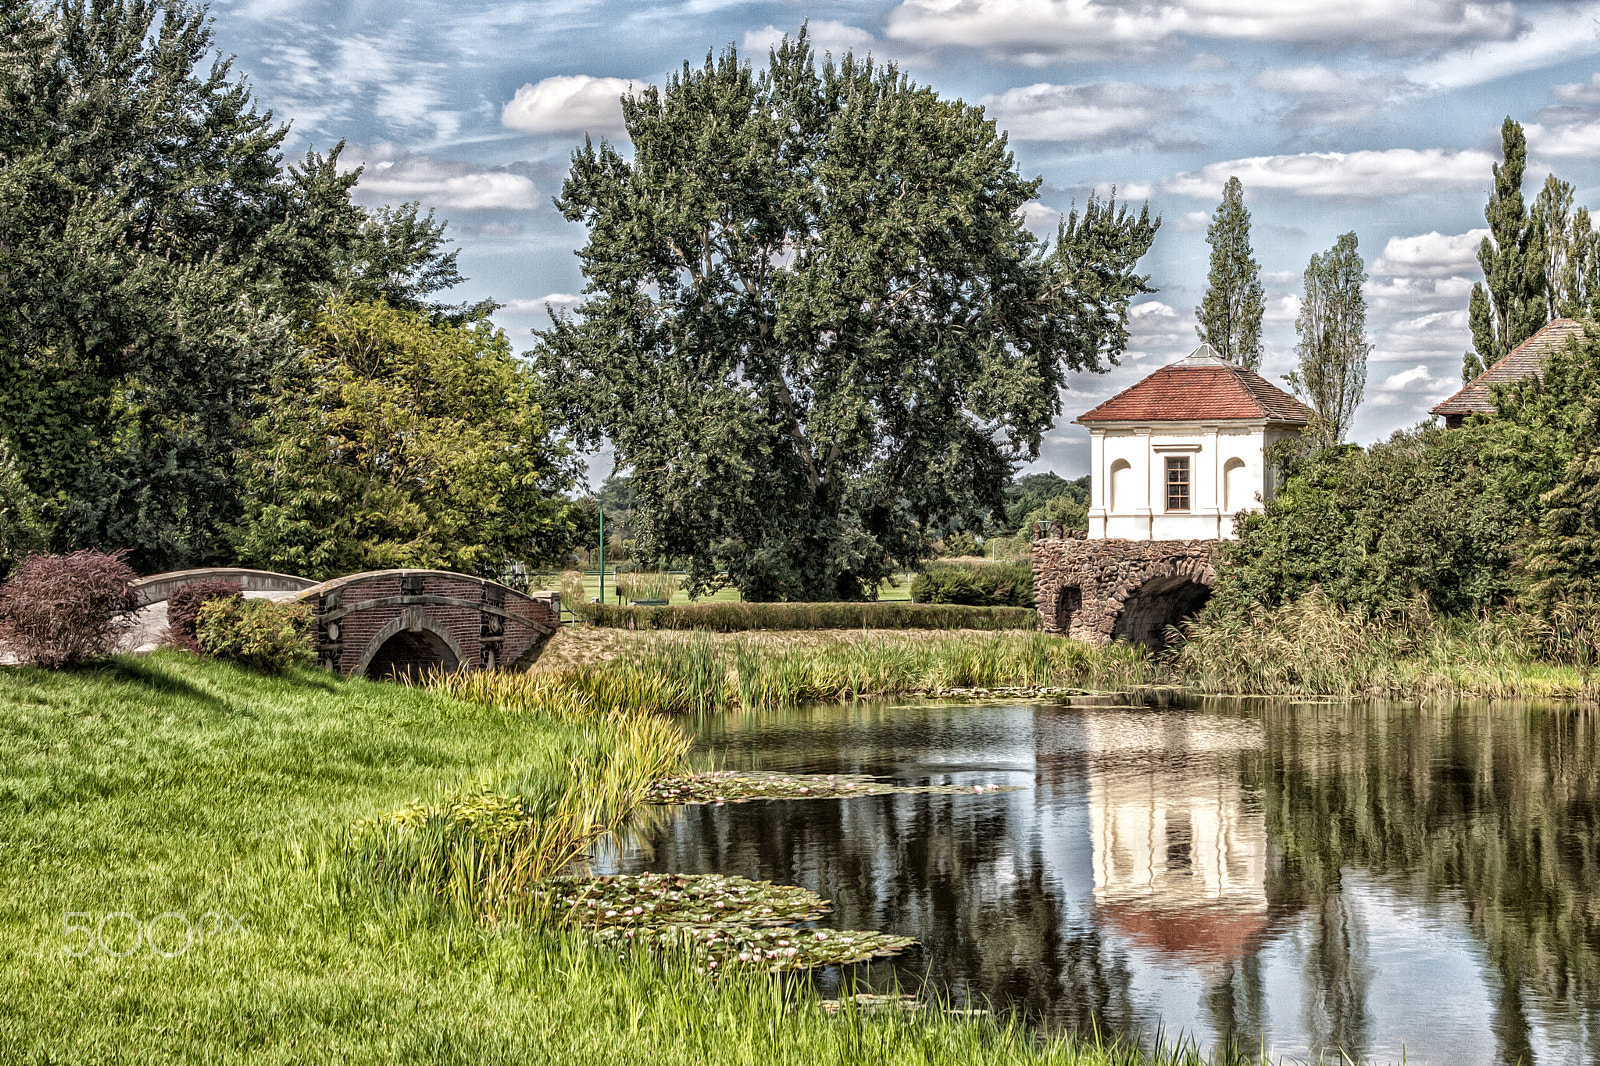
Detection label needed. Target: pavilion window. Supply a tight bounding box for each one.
[1165,457,1190,512]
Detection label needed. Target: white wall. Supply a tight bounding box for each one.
[1085,422,1291,541]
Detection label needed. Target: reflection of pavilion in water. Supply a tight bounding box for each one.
[1080,712,1271,965]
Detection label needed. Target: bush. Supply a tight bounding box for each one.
[910,561,1034,608]
[0,550,138,667]
[196,597,315,672]
[166,580,245,652]
[582,601,1038,632]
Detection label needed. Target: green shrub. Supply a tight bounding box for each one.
[196,596,315,672]
[582,601,1038,632]
[165,579,244,652]
[910,560,1034,608]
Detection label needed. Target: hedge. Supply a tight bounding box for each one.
[579,601,1039,632]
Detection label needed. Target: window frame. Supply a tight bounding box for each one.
[1164,456,1191,512]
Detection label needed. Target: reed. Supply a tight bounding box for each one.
[1172,591,1600,701]
[430,631,1155,716]
[615,570,680,603]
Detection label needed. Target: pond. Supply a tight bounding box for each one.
[598,695,1600,1065]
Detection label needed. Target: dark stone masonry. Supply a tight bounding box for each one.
[1031,523,1219,648]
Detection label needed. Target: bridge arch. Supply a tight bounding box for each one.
[355,608,466,680]
[1031,531,1217,648]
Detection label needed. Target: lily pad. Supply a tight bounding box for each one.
[590,923,915,972]
[647,770,1018,804]
[537,873,827,927]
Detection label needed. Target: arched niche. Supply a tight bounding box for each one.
[1109,459,1134,512]
[1223,457,1249,514]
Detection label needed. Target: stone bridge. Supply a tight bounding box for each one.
[1031,524,1217,649]
[132,568,559,679]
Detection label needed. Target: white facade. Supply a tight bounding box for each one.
[1083,422,1298,540]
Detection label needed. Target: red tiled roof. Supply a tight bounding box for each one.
[1430,318,1591,418]
[1074,349,1314,425]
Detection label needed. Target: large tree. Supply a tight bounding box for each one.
[537,33,1159,601]
[1196,176,1265,371]
[1286,232,1369,447]
[237,301,581,580]
[1466,118,1547,381]
[0,0,477,572]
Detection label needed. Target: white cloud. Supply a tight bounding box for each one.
[1368,275,1477,314]
[744,21,874,56]
[885,0,1520,60]
[1410,1,1600,90]
[1554,73,1600,105]
[1372,229,1488,276]
[347,145,539,211]
[1264,294,1301,323]
[500,293,583,315]
[1380,364,1440,390]
[1526,113,1600,159]
[501,75,635,135]
[979,82,1174,144]
[1251,66,1416,126]
[1163,148,1495,199]
[1122,299,1194,362]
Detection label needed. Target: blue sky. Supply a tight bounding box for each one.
[209,0,1600,481]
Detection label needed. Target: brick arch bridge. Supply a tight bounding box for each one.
[1031,525,1217,649]
[133,568,559,678]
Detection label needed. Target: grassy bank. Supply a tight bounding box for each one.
[1169,595,1600,702]
[527,606,1600,704]
[0,652,1192,1064]
[453,629,1156,715]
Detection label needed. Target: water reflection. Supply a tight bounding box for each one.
[601,697,1600,1065]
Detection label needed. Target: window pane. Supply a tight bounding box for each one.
[1165,457,1190,511]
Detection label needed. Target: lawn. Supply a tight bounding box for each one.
[0,652,1175,1065]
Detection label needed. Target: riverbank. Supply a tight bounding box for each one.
[526,615,1598,705]
[0,653,1187,1065]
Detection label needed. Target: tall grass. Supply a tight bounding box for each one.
[1172,591,1600,700]
[430,631,1155,716]
[615,570,680,602]
[584,600,1040,631]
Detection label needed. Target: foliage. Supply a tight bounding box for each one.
[0,440,44,580]
[1518,330,1600,607]
[238,300,580,579]
[538,30,1159,602]
[195,596,314,672]
[1017,492,1088,536]
[1467,118,1548,381]
[1208,424,1539,618]
[1196,176,1265,371]
[581,600,1040,632]
[165,579,244,653]
[1285,232,1369,446]
[0,549,137,667]
[0,2,482,572]
[911,561,1034,608]
[1001,472,1089,533]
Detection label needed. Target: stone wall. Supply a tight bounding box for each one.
[1031,523,1218,648]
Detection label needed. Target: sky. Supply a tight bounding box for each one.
[207,0,1600,483]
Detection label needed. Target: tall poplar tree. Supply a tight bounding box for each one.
[1196,176,1265,370]
[1466,118,1546,381]
[1286,233,1369,447]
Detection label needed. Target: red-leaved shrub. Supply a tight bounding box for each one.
[0,550,138,667]
[166,579,244,652]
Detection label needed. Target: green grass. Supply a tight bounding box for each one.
[0,651,1193,1065]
